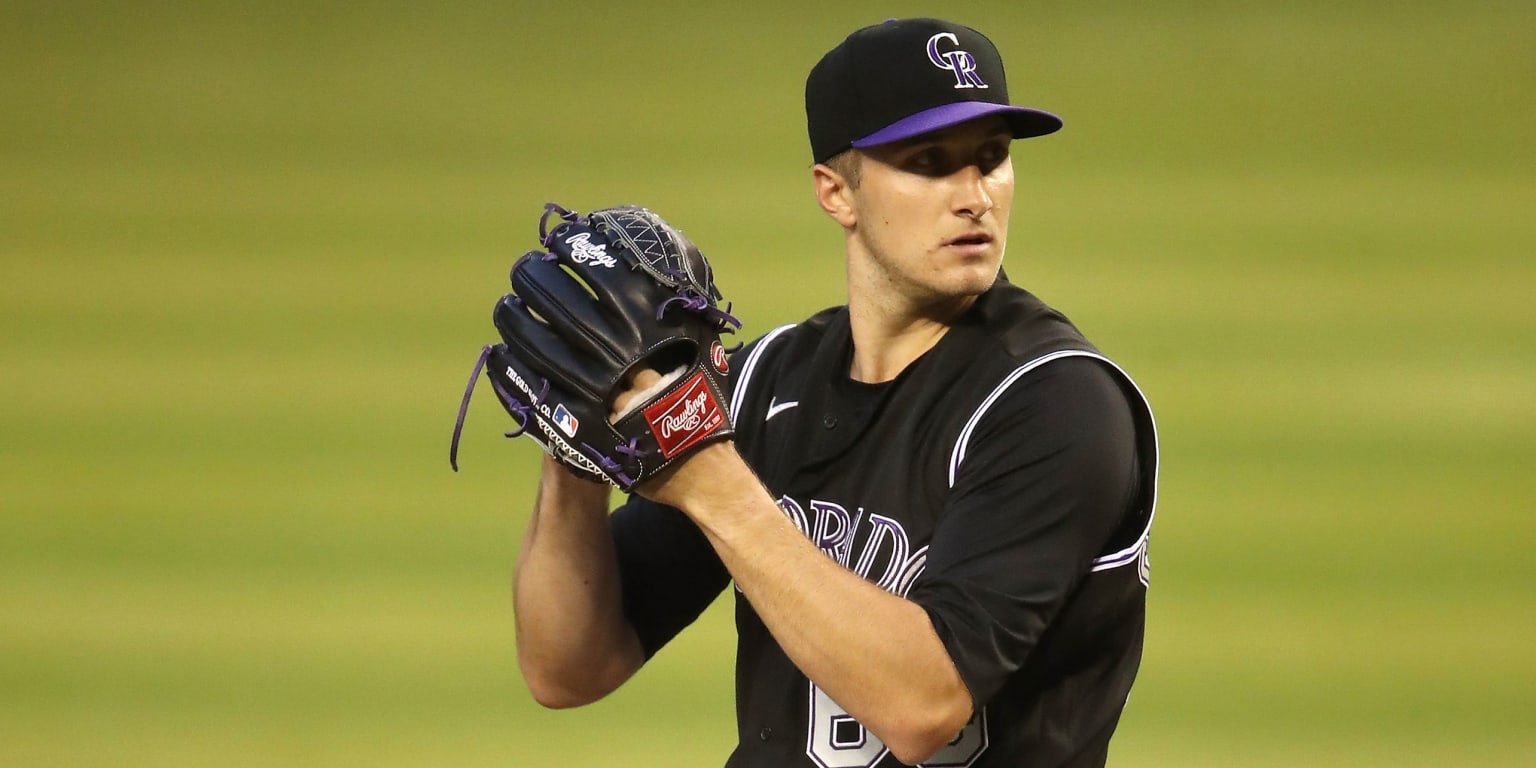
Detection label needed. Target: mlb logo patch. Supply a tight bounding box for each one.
[552,404,579,438]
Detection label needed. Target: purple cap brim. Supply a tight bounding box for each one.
[851,102,1063,149]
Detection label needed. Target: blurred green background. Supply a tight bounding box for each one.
[3,1,1533,765]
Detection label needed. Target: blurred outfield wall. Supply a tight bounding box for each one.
[2,1,1533,766]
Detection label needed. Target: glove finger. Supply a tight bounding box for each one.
[484,344,618,487]
[508,252,643,362]
[480,343,543,438]
[545,217,672,322]
[492,294,614,404]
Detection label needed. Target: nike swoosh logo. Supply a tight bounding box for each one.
[765,397,800,422]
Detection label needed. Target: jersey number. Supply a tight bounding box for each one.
[807,684,987,768]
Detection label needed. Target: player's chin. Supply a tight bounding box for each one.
[936,260,1002,296]
[917,276,995,311]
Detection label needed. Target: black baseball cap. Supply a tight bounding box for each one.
[805,18,1062,164]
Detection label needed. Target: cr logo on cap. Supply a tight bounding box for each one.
[926,32,988,89]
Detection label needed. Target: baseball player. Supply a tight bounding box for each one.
[508,17,1158,768]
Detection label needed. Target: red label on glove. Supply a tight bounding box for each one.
[643,371,726,459]
[710,341,729,374]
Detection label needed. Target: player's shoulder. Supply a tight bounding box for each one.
[964,278,1100,365]
[733,303,837,344]
[941,280,1155,468]
[731,305,844,373]
[725,305,845,420]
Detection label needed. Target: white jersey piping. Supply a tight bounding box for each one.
[729,323,797,425]
[947,350,1160,573]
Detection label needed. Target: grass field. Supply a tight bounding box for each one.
[3,1,1533,766]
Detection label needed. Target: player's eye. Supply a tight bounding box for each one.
[904,147,945,173]
[976,141,1011,174]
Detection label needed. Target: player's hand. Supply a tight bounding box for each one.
[611,365,745,507]
[609,367,665,424]
[449,203,739,491]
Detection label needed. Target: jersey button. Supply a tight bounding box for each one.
[821,414,837,429]
[759,726,772,741]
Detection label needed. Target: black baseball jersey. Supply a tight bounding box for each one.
[611,278,1158,768]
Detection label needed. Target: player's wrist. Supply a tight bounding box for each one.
[637,440,752,510]
[540,454,613,505]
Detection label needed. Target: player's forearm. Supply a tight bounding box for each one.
[512,457,645,707]
[645,444,972,763]
[725,516,971,762]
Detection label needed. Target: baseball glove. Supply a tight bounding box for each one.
[450,203,740,491]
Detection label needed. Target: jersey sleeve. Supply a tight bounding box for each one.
[905,356,1141,708]
[608,325,798,660]
[611,496,731,659]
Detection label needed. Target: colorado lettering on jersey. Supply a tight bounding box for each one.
[772,493,983,767]
[775,494,928,597]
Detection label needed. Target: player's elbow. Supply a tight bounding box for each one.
[875,696,974,766]
[520,667,610,710]
[516,626,645,709]
[518,649,633,710]
[527,687,578,710]
[527,686,597,710]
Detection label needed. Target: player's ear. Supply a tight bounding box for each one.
[813,163,857,228]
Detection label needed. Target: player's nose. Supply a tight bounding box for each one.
[950,164,993,219]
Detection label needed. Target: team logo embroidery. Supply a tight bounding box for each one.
[551,403,579,437]
[563,232,618,268]
[926,32,988,89]
[642,372,724,458]
[710,341,729,374]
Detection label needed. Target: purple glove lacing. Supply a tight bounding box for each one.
[448,344,548,471]
[539,203,578,248]
[489,372,547,440]
[449,345,493,471]
[658,290,743,334]
[586,437,644,489]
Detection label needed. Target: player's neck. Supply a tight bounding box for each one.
[841,239,980,383]
[844,291,972,384]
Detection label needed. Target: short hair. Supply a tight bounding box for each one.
[824,149,863,190]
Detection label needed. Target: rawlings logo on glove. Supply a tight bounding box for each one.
[644,372,727,458]
[563,232,618,268]
[449,203,740,492]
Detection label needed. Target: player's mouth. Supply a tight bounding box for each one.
[943,232,994,255]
